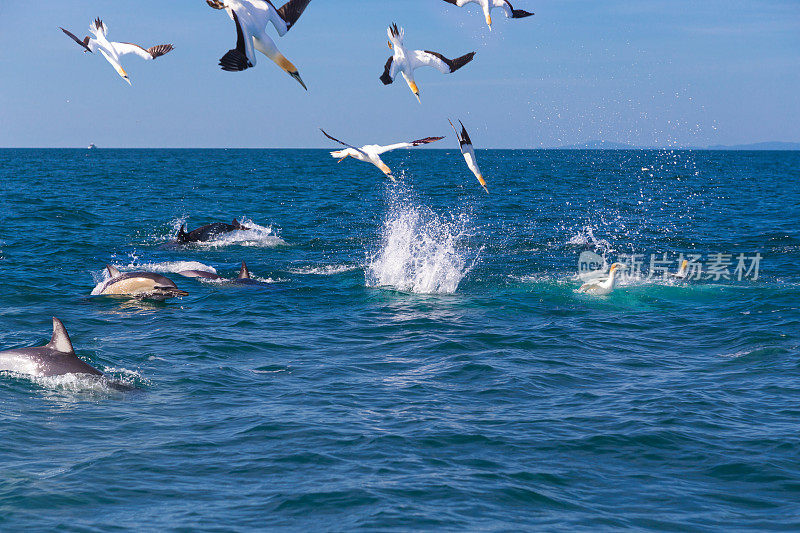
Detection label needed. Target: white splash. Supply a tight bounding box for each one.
[567,225,613,253]
[366,202,474,295]
[3,366,144,393]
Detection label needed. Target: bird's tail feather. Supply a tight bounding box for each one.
[219,49,252,72]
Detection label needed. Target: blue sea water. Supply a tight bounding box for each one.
[1,148,799,530]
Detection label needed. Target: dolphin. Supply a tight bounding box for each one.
[0,318,134,391]
[229,261,268,287]
[96,265,188,300]
[177,269,221,280]
[1,318,101,377]
[177,219,250,244]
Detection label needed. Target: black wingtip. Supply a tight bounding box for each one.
[219,49,252,72]
[512,9,535,18]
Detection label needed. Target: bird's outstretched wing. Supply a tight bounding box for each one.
[219,10,253,71]
[272,0,313,35]
[115,42,174,60]
[413,50,475,74]
[493,0,534,18]
[377,137,445,154]
[320,129,368,157]
[60,27,92,53]
[449,119,473,149]
[379,57,397,85]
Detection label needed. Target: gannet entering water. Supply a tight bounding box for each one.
[449,120,489,193]
[380,24,475,103]
[60,19,174,85]
[578,263,622,296]
[669,259,689,279]
[207,0,312,90]
[321,129,444,181]
[441,0,534,29]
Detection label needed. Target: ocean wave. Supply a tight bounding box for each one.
[289,264,360,276]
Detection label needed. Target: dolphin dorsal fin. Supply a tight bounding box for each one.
[239,261,250,280]
[47,317,74,353]
[232,219,240,228]
[106,264,121,277]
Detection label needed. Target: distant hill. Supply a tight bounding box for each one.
[705,142,800,150]
[556,140,800,150]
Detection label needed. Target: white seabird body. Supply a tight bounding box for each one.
[207,0,311,89]
[578,263,622,296]
[441,0,534,29]
[449,120,489,193]
[380,24,475,103]
[60,18,174,85]
[321,129,444,181]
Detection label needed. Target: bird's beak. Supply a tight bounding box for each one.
[273,52,307,90]
[379,163,394,180]
[289,70,307,90]
[115,65,130,85]
[406,80,420,103]
[337,156,347,163]
[388,41,393,50]
[486,14,493,28]
[477,175,489,194]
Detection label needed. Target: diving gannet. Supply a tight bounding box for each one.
[449,120,489,193]
[321,129,444,181]
[206,0,312,90]
[380,23,475,103]
[441,0,534,29]
[60,19,174,85]
[578,263,622,296]
[669,259,689,279]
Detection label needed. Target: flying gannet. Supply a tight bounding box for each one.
[449,120,489,193]
[321,129,444,181]
[60,18,174,85]
[206,0,312,90]
[441,0,534,29]
[380,23,475,103]
[578,263,622,296]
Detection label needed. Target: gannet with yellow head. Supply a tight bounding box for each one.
[60,18,174,85]
[321,129,444,181]
[578,263,623,296]
[206,0,312,90]
[380,23,475,103]
[449,119,489,193]
[669,259,689,279]
[441,0,534,29]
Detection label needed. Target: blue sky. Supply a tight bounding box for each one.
[0,0,798,148]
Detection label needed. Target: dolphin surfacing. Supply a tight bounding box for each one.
[96,265,188,300]
[0,318,102,378]
[229,261,269,287]
[177,219,250,244]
